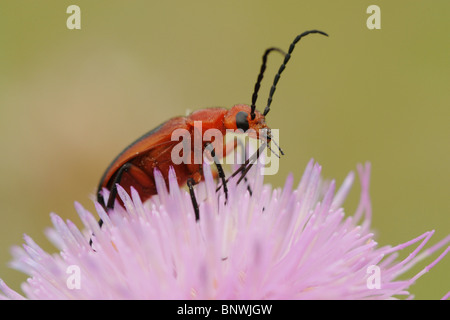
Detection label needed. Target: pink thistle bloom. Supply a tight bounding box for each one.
[0,160,448,299]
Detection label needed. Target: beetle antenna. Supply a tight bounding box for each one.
[250,47,286,120]
[263,30,328,117]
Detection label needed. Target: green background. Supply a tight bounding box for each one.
[0,1,448,299]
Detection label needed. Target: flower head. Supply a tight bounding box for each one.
[0,160,448,299]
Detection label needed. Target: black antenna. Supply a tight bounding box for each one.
[250,47,286,120]
[263,30,328,117]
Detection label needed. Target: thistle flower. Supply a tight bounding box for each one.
[0,160,448,299]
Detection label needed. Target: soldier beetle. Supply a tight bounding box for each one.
[97,30,328,222]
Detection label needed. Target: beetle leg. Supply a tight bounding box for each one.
[205,143,228,203]
[187,178,200,221]
[216,142,266,194]
[235,139,253,196]
[206,139,234,182]
[104,162,154,210]
[91,162,153,248]
[215,138,253,196]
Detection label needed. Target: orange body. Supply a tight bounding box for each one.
[97,104,268,207]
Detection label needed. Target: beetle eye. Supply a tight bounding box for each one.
[235,111,249,132]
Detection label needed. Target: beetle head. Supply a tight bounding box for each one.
[224,104,270,141]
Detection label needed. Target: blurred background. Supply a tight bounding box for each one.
[0,1,448,299]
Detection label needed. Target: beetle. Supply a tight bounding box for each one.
[97,30,328,222]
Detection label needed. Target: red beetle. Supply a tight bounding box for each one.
[97,30,328,221]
